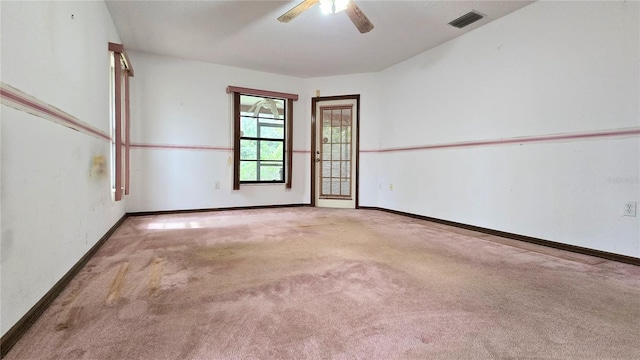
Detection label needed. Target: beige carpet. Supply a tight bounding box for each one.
[5,208,640,359]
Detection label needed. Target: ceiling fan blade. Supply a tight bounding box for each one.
[277,0,320,23]
[344,1,374,34]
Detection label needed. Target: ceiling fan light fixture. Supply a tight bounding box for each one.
[319,0,350,15]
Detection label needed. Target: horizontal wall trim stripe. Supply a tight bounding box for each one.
[130,143,311,153]
[361,127,640,153]
[131,143,231,151]
[0,83,111,141]
[131,126,638,155]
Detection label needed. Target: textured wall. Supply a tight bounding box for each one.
[1,1,125,335]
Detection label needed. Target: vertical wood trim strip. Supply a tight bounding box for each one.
[286,99,293,189]
[233,92,241,190]
[124,73,131,195]
[355,95,360,208]
[310,98,318,206]
[114,54,123,201]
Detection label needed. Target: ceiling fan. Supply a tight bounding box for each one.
[277,0,374,34]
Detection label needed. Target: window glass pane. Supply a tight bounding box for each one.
[341,179,350,196]
[240,161,257,181]
[259,140,283,161]
[258,117,282,124]
[260,163,283,181]
[245,96,284,119]
[240,116,257,137]
[259,125,284,139]
[341,161,350,178]
[240,139,257,160]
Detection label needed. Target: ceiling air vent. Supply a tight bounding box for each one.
[449,11,484,29]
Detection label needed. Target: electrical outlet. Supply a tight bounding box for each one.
[389,183,394,191]
[624,202,636,217]
[215,181,220,189]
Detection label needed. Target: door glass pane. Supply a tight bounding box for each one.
[331,127,341,143]
[322,120,331,141]
[331,144,341,159]
[322,161,331,177]
[331,179,340,194]
[322,144,331,160]
[319,105,353,198]
[322,178,330,194]
[332,110,341,126]
[341,179,350,196]
[331,161,340,177]
[342,144,350,160]
[341,161,350,177]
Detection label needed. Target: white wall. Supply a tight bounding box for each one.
[1,1,125,335]
[376,1,640,257]
[127,52,310,212]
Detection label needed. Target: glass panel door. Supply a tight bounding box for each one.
[319,105,353,199]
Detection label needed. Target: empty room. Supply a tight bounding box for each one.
[1,0,639,359]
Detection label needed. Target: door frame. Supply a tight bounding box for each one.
[310,94,360,208]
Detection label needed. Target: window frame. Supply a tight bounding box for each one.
[228,86,298,190]
[238,97,287,184]
[109,42,134,201]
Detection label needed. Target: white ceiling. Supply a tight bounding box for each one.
[106,0,534,78]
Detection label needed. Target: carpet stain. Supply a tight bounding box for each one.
[55,306,83,331]
[148,257,163,297]
[105,262,129,305]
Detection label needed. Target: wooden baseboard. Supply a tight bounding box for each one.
[0,213,128,358]
[361,206,640,266]
[128,203,311,217]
